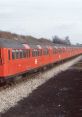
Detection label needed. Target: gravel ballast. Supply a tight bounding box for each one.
[0,56,82,113]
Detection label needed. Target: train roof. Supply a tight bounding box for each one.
[0,38,25,49]
[0,38,81,49]
[0,38,56,49]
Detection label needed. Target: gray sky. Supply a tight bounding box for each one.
[0,0,82,44]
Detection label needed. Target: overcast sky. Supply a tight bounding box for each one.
[0,0,82,44]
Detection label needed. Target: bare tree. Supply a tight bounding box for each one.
[52,35,71,45]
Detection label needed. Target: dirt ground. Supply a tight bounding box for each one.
[1,66,82,117]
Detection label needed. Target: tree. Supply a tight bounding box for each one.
[65,36,71,45]
[52,35,71,45]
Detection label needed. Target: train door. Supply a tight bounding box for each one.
[8,49,11,61]
[0,48,9,77]
[0,48,4,77]
[7,49,12,75]
[0,49,2,65]
[0,48,5,65]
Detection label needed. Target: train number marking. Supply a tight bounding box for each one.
[35,59,38,64]
[59,55,61,59]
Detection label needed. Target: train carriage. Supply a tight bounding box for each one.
[0,38,82,82]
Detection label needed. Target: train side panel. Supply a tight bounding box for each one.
[0,46,82,80]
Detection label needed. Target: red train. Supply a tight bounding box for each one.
[0,38,82,82]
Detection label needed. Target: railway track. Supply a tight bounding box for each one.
[0,58,79,91]
[0,56,81,114]
[0,57,74,90]
[0,71,42,91]
[0,56,82,117]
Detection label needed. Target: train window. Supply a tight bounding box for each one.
[32,50,34,57]
[29,50,30,57]
[36,50,38,56]
[12,49,27,59]
[32,49,39,57]
[27,50,30,58]
[12,50,16,59]
[53,48,54,54]
[23,50,27,58]
[35,50,37,56]
[39,50,42,56]
[37,50,39,56]
[19,50,23,58]
[58,48,62,53]
[43,49,49,55]
[8,50,10,60]
[61,48,63,54]
[26,50,28,58]
[53,48,57,54]
[63,49,65,53]
[15,50,19,59]
[41,50,42,56]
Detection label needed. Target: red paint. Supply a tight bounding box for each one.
[0,47,82,80]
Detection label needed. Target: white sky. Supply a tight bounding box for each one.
[0,0,82,44]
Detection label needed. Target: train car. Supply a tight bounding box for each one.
[0,38,82,83]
